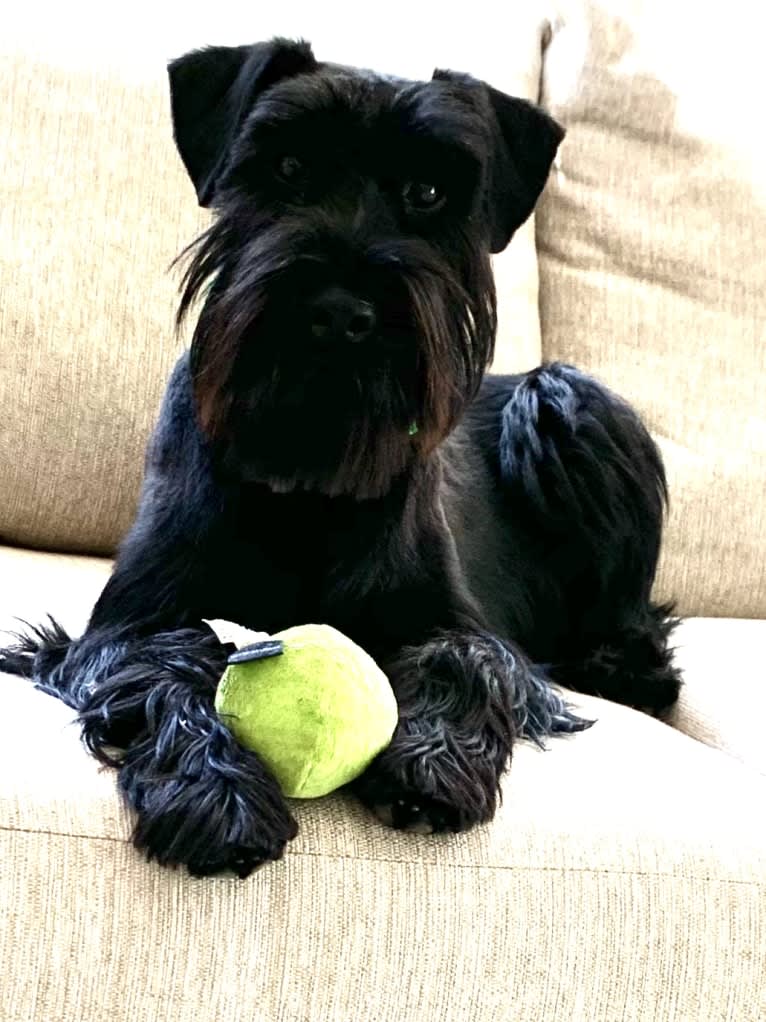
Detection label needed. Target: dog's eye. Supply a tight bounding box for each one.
[275,155,307,185]
[402,181,446,214]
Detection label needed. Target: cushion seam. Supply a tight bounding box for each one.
[2,824,763,886]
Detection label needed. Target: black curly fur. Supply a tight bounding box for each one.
[2,623,296,876]
[353,631,591,833]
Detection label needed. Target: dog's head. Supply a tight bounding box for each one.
[169,39,563,498]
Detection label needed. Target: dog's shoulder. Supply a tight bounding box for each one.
[144,349,210,480]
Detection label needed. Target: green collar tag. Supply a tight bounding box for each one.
[408,421,419,437]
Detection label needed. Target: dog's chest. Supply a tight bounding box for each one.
[215,486,377,632]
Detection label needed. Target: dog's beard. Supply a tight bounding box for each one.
[177,218,496,499]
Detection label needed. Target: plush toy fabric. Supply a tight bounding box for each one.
[214,624,398,798]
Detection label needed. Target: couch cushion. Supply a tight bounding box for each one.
[3,681,766,1022]
[0,16,548,556]
[536,0,766,617]
[1,547,765,1021]
[0,545,112,637]
[670,617,766,775]
[0,55,204,556]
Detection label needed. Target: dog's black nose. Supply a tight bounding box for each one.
[308,287,377,343]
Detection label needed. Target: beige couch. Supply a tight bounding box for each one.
[2,2,765,1020]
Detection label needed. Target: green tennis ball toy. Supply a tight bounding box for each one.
[214,624,398,798]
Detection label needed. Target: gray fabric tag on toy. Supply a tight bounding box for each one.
[203,619,284,664]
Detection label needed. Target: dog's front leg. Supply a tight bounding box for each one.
[3,354,298,876]
[70,626,298,878]
[337,496,587,834]
[352,627,582,834]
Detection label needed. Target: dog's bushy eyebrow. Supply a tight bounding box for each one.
[232,76,381,170]
[238,72,486,173]
[246,76,339,127]
[391,82,489,165]
[242,71,384,141]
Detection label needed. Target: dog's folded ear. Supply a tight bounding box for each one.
[433,71,564,253]
[168,39,317,206]
[483,87,565,252]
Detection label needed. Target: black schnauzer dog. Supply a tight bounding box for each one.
[1,39,681,877]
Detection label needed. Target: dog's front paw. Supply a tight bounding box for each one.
[351,723,503,836]
[353,769,481,835]
[120,725,297,878]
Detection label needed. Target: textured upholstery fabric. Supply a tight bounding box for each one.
[0,56,205,555]
[3,777,764,1022]
[536,0,766,618]
[2,548,765,1021]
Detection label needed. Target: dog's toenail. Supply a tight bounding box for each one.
[374,804,394,826]
[405,819,434,835]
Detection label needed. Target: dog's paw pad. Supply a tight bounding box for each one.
[370,796,459,835]
[187,835,294,879]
